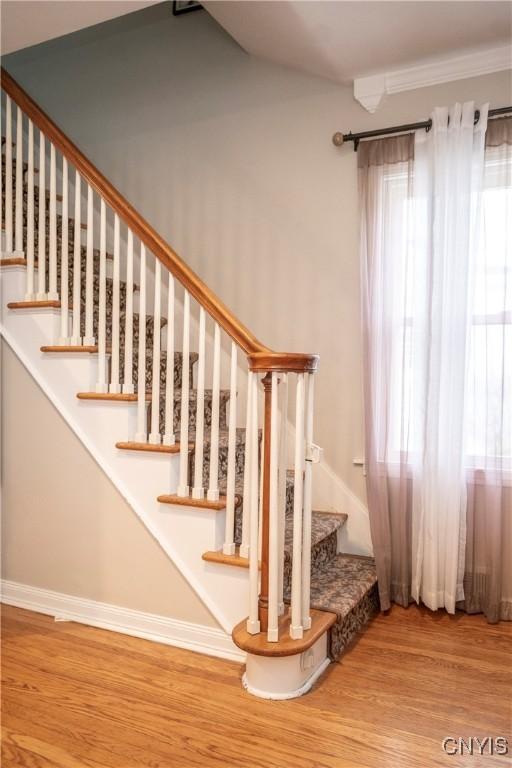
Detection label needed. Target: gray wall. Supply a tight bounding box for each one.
[4,1,511,506]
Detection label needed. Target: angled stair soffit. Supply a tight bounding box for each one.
[204,2,511,114]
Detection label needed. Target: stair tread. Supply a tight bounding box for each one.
[7,299,61,309]
[232,608,337,658]
[286,511,347,554]
[202,548,252,568]
[42,345,99,353]
[1,256,27,267]
[203,510,346,569]
[116,441,183,454]
[157,493,229,511]
[308,554,377,620]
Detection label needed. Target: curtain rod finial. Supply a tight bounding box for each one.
[332,132,345,147]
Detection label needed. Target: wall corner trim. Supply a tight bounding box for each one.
[354,44,512,113]
[1,580,246,663]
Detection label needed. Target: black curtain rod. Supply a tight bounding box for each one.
[332,106,512,151]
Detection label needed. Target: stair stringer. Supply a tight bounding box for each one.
[1,266,250,642]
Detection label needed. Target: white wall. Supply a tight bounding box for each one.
[3,1,511,509]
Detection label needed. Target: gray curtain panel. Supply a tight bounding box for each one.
[359,117,512,622]
[359,133,415,611]
[459,117,512,622]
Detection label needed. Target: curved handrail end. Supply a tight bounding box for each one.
[248,352,319,374]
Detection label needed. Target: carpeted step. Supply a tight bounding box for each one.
[129,349,198,392]
[190,427,248,492]
[304,554,379,661]
[228,478,347,597]
[1,158,33,189]
[148,387,230,435]
[282,511,347,596]
[109,312,166,350]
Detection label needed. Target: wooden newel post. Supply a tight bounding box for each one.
[258,371,272,632]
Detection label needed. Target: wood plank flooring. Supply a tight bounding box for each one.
[1,603,510,768]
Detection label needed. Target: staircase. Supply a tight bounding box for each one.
[0,68,378,699]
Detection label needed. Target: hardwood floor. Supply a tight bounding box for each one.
[1,604,510,768]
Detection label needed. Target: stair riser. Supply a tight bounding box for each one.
[286,530,338,596]
[79,311,160,349]
[128,351,195,392]
[232,474,294,544]
[149,393,229,435]
[282,529,338,598]
[190,439,246,492]
[327,585,379,661]
[17,215,87,244]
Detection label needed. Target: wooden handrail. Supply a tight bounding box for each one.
[1,67,319,373]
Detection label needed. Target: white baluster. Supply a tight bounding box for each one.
[290,373,305,640]
[25,119,35,300]
[0,108,3,252]
[240,370,253,559]
[14,105,23,256]
[258,411,265,560]
[149,257,161,443]
[4,97,13,253]
[301,373,315,630]
[36,130,46,299]
[163,272,175,446]
[192,307,206,499]
[95,200,108,391]
[267,371,280,642]
[207,322,221,501]
[277,373,288,615]
[134,244,147,442]
[0,105,3,250]
[122,229,134,393]
[247,373,260,635]
[58,157,69,343]
[83,183,94,344]
[109,214,121,392]
[223,342,238,555]
[177,290,190,496]
[47,143,58,300]
[70,170,81,343]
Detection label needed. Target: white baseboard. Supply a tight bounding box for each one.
[1,579,246,663]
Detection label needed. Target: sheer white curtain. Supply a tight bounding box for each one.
[410,103,488,612]
[360,104,511,620]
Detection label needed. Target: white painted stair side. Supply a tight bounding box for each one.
[243,634,330,700]
[0,267,250,642]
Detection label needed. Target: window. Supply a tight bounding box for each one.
[381,148,511,468]
[465,148,511,464]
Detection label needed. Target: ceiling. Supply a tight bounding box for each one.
[204,1,512,84]
[1,1,160,56]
